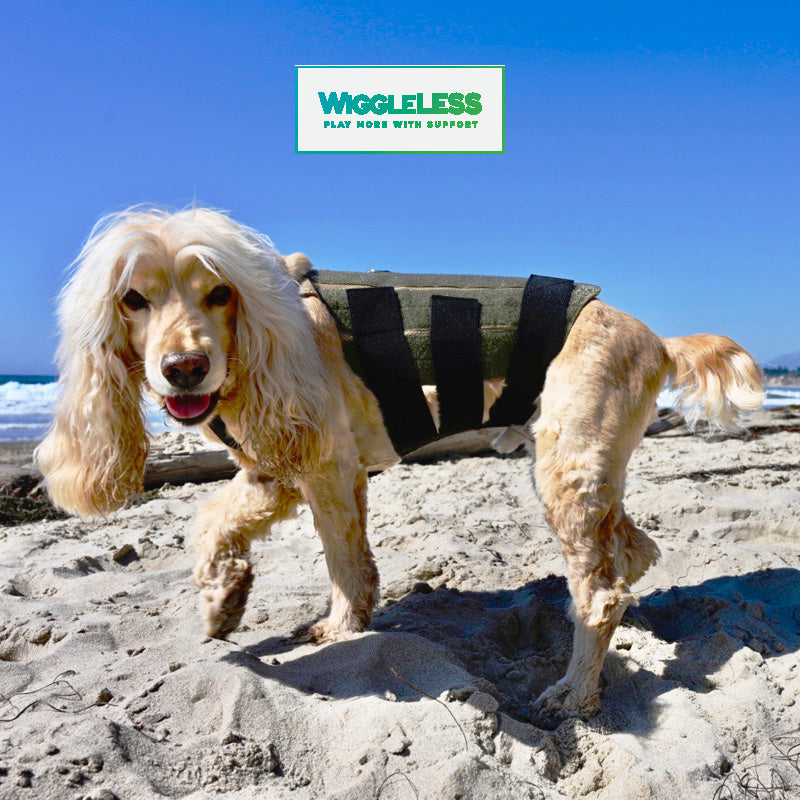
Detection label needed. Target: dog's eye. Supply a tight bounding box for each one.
[122,289,149,311]
[206,284,232,307]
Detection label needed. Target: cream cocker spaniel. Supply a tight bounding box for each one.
[37,207,763,723]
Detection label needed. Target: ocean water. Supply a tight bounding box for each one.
[0,376,172,443]
[0,376,797,444]
[656,384,800,412]
[757,385,800,408]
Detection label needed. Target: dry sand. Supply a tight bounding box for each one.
[0,408,799,799]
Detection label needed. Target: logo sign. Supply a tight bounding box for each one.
[296,65,504,154]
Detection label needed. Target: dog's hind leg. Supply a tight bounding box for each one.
[295,456,379,644]
[530,301,667,722]
[193,469,300,639]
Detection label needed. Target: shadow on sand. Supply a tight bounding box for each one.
[221,567,800,736]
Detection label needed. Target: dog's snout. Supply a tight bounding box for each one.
[161,351,210,390]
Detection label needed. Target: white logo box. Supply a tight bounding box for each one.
[296,65,504,154]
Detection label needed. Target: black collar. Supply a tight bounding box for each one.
[208,415,243,451]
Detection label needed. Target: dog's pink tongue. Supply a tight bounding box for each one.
[165,394,211,420]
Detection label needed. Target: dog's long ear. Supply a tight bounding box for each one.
[210,227,330,480]
[35,218,149,517]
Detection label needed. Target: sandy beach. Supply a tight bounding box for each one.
[1,407,798,799]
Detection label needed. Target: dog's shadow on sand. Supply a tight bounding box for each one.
[221,567,800,735]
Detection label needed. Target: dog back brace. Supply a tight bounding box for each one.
[307,270,600,455]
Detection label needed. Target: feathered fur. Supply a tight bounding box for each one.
[663,334,763,430]
[37,207,764,724]
[37,207,331,510]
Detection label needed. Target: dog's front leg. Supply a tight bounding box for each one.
[295,459,378,643]
[192,469,299,638]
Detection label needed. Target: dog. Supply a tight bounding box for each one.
[36,207,764,722]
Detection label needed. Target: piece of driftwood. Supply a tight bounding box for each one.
[143,449,238,489]
[404,427,510,462]
[645,408,686,436]
[4,435,506,498]
[135,411,692,488]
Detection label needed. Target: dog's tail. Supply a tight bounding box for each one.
[662,334,764,431]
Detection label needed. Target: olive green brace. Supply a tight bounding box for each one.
[304,270,601,455]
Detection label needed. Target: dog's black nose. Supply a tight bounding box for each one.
[161,351,210,390]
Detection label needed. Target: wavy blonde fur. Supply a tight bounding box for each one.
[36,207,331,515]
[663,334,764,431]
[35,212,152,516]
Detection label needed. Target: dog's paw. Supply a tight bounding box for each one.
[290,616,363,645]
[531,680,600,729]
[193,556,254,640]
[289,620,329,645]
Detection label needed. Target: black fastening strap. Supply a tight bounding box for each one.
[488,275,575,427]
[346,286,438,454]
[208,415,243,452]
[430,295,484,436]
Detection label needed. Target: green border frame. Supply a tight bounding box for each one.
[295,65,505,154]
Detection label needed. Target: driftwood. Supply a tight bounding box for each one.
[0,451,239,496]
[644,408,686,436]
[404,428,506,462]
[5,404,789,517]
[2,414,680,502]
[0,448,240,526]
[143,448,238,489]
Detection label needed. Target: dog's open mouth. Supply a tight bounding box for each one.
[164,392,219,425]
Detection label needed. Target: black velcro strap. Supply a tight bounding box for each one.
[347,286,437,454]
[208,416,243,452]
[488,275,575,427]
[430,295,484,436]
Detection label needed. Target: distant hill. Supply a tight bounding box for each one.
[764,351,800,370]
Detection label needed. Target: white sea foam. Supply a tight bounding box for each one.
[763,387,800,405]
[658,385,799,411]
[0,381,60,416]
[0,380,171,441]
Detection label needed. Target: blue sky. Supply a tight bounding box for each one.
[1,1,798,373]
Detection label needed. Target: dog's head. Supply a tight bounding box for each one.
[36,207,328,516]
[117,226,237,426]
